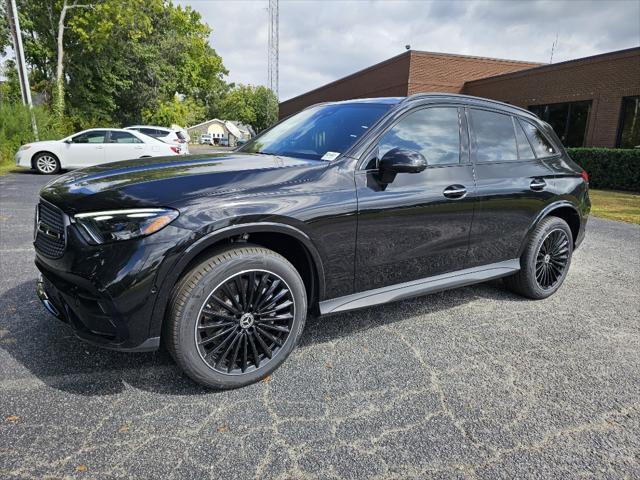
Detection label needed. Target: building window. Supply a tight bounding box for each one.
[528,101,591,147]
[618,96,640,149]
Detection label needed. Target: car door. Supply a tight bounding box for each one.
[465,108,557,268]
[354,105,476,292]
[104,130,145,162]
[63,130,107,167]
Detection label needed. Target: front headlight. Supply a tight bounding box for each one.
[74,208,179,244]
[19,144,32,151]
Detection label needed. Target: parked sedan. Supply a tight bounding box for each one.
[15,128,180,174]
[125,125,190,154]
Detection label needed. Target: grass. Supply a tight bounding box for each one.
[0,162,20,176]
[590,189,640,225]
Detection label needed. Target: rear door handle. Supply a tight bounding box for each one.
[530,179,547,191]
[443,185,467,199]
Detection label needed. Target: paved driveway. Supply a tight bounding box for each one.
[1,171,639,479]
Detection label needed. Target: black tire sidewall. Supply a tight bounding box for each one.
[522,217,573,299]
[172,248,307,389]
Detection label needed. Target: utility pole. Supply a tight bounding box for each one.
[549,33,558,64]
[6,0,38,139]
[268,0,279,100]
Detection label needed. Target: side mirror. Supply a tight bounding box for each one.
[64,138,72,144]
[378,148,427,183]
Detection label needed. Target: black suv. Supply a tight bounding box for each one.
[35,94,590,388]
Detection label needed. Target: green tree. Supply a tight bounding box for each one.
[0,2,10,56]
[142,96,205,127]
[14,0,227,127]
[0,60,22,103]
[218,84,278,132]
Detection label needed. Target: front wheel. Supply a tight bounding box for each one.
[33,152,61,175]
[165,245,307,389]
[504,216,573,299]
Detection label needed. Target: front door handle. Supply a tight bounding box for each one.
[530,178,547,191]
[443,185,467,199]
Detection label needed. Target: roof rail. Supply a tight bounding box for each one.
[401,93,535,117]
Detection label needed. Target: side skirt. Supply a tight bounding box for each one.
[319,259,520,315]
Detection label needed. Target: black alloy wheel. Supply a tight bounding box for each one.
[165,245,307,389]
[535,229,570,290]
[503,216,573,300]
[195,270,295,374]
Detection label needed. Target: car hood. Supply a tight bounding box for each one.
[40,153,327,213]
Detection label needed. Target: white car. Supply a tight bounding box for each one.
[200,133,214,145]
[125,125,189,154]
[15,128,180,175]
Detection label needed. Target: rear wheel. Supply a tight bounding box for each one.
[165,245,307,389]
[504,216,573,299]
[33,152,60,175]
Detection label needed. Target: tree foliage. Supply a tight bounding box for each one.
[0,2,10,56]
[13,0,228,127]
[218,84,278,132]
[142,96,206,127]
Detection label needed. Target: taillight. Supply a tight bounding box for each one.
[170,146,179,154]
[581,170,589,183]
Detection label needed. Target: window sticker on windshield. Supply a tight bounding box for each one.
[321,151,341,161]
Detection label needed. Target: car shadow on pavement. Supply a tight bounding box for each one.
[0,278,526,396]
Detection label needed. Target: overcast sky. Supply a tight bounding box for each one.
[180,1,639,101]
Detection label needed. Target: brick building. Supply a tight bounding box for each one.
[279,47,640,148]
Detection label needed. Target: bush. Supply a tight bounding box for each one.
[567,148,640,193]
[0,102,71,170]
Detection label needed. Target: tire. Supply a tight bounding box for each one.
[504,216,573,299]
[33,152,61,175]
[165,245,307,389]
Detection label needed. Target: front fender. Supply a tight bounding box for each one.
[146,221,326,339]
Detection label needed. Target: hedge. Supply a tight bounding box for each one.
[566,148,640,193]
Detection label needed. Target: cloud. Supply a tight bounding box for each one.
[180,0,640,101]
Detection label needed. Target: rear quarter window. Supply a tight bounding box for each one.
[518,119,557,158]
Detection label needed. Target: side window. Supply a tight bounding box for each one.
[378,107,460,166]
[109,131,142,144]
[469,109,517,162]
[72,131,107,144]
[518,119,557,157]
[514,118,536,159]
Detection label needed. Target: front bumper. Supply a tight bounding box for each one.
[15,150,30,168]
[34,212,190,352]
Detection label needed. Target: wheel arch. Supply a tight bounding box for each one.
[148,222,326,339]
[519,201,581,256]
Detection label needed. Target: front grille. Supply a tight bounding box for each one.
[35,201,66,258]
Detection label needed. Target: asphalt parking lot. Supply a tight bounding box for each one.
[1,171,639,479]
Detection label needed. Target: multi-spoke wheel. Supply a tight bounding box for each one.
[504,216,574,299]
[33,152,61,175]
[195,270,295,374]
[535,229,569,290]
[165,246,307,389]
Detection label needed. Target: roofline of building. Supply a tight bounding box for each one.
[409,49,543,66]
[279,51,411,105]
[464,46,640,86]
[279,49,543,106]
[186,118,226,130]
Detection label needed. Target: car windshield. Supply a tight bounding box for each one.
[239,103,392,160]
